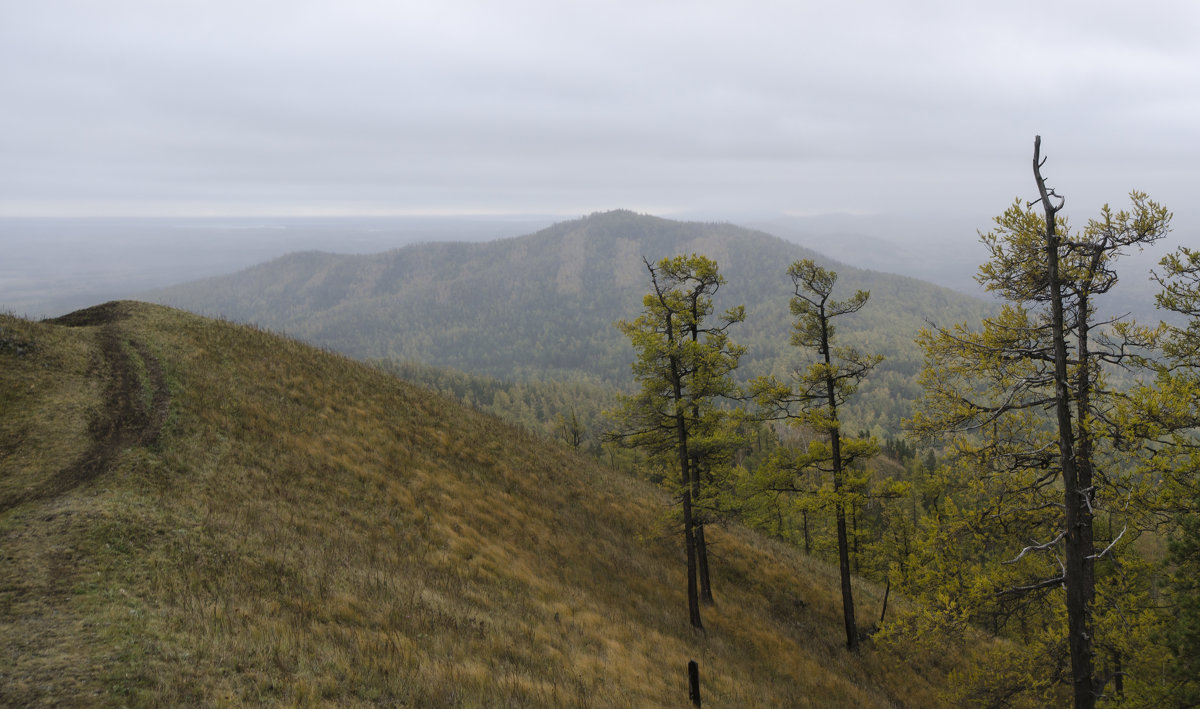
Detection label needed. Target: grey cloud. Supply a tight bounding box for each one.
[2,1,1198,220]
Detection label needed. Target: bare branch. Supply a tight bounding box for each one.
[1088,526,1127,561]
[1004,530,1067,565]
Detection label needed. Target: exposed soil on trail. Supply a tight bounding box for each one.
[0,303,170,512]
[0,301,174,704]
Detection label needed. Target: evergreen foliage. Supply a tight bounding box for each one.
[373,358,615,457]
[1165,511,1200,706]
[609,255,745,628]
[889,138,1174,707]
[1140,245,1200,706]
[749,260,885,651]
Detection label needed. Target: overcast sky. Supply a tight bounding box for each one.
[3,1,1199,223]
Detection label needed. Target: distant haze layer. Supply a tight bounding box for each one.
[0,216,554,317]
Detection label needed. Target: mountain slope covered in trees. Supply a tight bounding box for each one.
[0,301,962,705]
[145,210,993,433]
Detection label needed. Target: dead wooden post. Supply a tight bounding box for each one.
[688,659,701,707]
[879,577,891,626]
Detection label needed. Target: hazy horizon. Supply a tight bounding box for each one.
[1,209,1173,322]
[1,214,561,317]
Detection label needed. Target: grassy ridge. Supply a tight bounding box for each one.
[1,302,953,706]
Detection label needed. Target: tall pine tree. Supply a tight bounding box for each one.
[611,254,744,629]
[899,137,1172,706]
[752,259,881,651]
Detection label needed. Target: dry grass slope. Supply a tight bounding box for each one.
[1,301,951,707]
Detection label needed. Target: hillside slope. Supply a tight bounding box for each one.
[0,301,954,706]
[145,210,993,432]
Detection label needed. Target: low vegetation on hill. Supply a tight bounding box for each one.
[1,301,960,706]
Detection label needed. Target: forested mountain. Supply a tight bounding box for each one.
[146,210,992,434]
[0,301,957,705]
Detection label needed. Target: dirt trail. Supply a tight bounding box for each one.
[0,303,170,512]
[0,301,174,703]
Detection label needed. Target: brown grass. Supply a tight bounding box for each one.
[1,301,956,706]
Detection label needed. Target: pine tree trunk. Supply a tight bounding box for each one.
[687,318,715,606]
[1070,298,1098,704]
[834,500,858,651]
[690,454,713,605]
[696,523,714,605]
[822,306,858,652]
[1034,135,1094,708]
[681,486,703,630]
[670,362,703,629]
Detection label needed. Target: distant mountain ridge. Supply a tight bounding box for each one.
[145,210,993,432]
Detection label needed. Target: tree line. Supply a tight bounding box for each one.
[608,138,1199,707]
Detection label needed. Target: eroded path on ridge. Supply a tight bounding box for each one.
[0,302,170,512]
[0,302,173,703]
